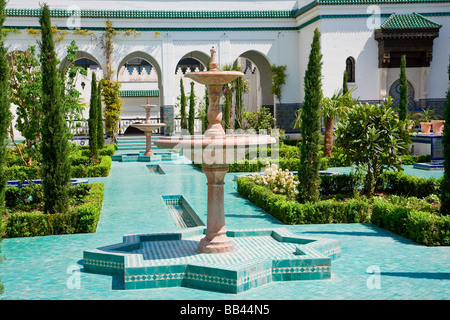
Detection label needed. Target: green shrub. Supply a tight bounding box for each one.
[378,171,441,198]
[371,198,449,246]
[4,165,40,181]
[4,182,104,238]
[71,155,112,178]
[237,177,370,225]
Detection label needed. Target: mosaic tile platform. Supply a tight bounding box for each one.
[83,227,341,294]
[412,162,444,171]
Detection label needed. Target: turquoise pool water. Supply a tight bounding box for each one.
[0,154,449,300]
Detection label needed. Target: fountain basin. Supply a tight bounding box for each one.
[155,134,276,165]
[83,227,341,293]
[185,70,244,85]
[131,123,166,132]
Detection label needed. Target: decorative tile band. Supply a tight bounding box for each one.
[4,8,296,19]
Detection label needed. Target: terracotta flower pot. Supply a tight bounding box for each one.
[431,120,445,135]
[420,122,432,134]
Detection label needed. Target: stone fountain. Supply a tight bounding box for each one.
[131,100,165,157]
[83,47,341,294]
[155,47,276,254]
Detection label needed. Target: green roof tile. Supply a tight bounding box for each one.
[381,12,442,29]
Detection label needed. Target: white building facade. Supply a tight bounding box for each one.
[3,0,450,137]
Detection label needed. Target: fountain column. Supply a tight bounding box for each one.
[205,85,225,137]
[198,163,234,253]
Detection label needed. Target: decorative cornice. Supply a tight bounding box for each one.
[4,8,296,19]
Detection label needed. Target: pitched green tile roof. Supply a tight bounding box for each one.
[381,13,442,29]
[120,90,159,97]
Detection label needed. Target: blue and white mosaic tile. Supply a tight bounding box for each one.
[83,227,341,294]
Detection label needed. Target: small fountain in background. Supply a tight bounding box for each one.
[131,100,165,157]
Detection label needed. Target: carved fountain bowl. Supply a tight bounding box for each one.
[154,134,276,164]
[185,70,244,85]
[131,123,166,132]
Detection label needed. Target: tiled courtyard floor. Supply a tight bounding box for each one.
[1,151,449,300]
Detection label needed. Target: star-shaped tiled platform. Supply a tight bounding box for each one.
[83,227,341,294]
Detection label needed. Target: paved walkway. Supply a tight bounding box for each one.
[1,156,449,299]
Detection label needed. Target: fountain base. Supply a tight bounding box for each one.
[198,231,235,253]
[83,227,341,294]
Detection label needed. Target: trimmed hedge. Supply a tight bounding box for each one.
[5,145,115,180]
[378,171,441,198]
[371,198,450,246]
[236,177,370,225]
[70,155,112,178]
[319,170,441,198]
[3,182,105,238]
[237,173,450,246]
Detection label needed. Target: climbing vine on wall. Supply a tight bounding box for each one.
[99,21,123,141]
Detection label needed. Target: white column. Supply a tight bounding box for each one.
[161,32,175,107]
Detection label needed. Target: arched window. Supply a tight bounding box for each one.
[346,57,355,83]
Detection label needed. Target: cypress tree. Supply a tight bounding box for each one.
[97,81,104,149]
[343,70,349,95]
[298,28,323,203]
[39,4,71,214]
[188,81,195,135]
[399,54,408,121]
[180,77,187,130]
[440,68,450,215]
[0,0,12,210]
[88,72,98,160]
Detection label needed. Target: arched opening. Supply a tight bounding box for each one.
[116,52,163,132]
[389,79,416,111]
[175,51,209,74]
[172,51,209,133]
[234,50,273,114]
[346,57,356,83]
[59,51,102,71]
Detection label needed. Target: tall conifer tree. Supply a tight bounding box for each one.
[39,4,70,214]
[399,55,408,121]
[298,28,323,203]
[0,0,12,210]
[343,70,349,95]
[89,73,99,160]
[97,81,104,149]
[188,81,195,135]
[180,78,187,130]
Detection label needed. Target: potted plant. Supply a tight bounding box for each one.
[431,115,445,135]
[414,108,436,134]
